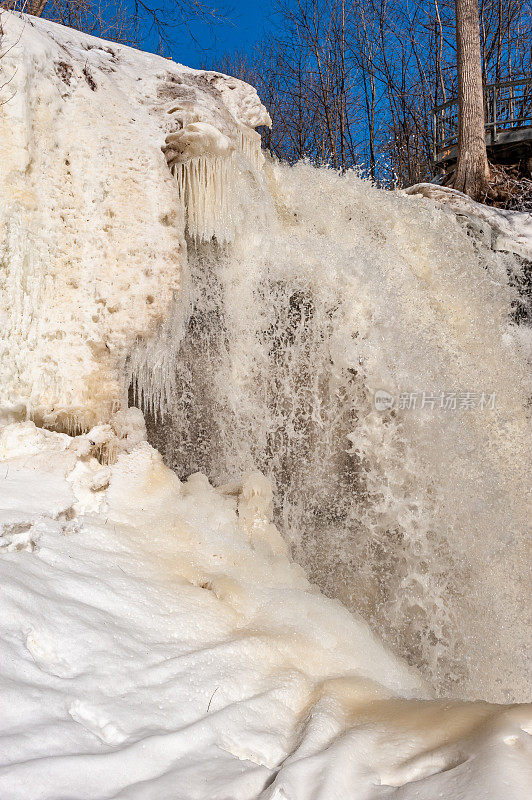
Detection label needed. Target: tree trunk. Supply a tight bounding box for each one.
[31,1,48,16]
[452,0,490,200]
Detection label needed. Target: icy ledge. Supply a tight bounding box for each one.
[0,420,531,799]
[403,183,532,260]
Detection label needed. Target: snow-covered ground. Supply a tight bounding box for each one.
[1,421,531,799]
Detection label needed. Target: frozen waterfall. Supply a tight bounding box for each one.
[1,14,531,798]
[128,150,530,703]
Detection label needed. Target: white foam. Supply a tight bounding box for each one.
[148,159,531,702]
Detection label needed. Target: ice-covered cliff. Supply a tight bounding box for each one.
[0,11,267,431]
[0,11,531,800]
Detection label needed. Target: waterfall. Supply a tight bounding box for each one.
[129,155,530,703]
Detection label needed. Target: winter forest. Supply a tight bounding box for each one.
[5,0,532,187]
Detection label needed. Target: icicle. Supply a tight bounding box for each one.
[173,153,237,245]
[127,122,267,421]
[238,128,264,173]
[123,284,190,424]
[165,121,265,245]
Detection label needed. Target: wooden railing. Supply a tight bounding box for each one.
[433,77,532,164]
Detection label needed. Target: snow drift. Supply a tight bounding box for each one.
[0,421,531,800]
[0,11,531,800]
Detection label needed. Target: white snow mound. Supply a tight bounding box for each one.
[0,421,531,799]
[404,183,532,260]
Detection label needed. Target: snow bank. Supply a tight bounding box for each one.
[0,12,267,432]
[0,421,530,799]
[404,183,532,260]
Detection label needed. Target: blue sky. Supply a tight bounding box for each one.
[143,1,275,70]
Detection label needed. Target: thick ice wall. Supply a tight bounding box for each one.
[0,15,180,430]
[0,12,268,432]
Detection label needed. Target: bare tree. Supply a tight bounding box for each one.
[1,0,225,48]
[453,0,490,197]
[210,0,530,188]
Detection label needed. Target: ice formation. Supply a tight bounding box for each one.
[0,10,531,799]
[0,11,267,430]
[173,154,237,243]
[164,121,265,243]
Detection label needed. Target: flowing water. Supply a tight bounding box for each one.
[128,154,530,703]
